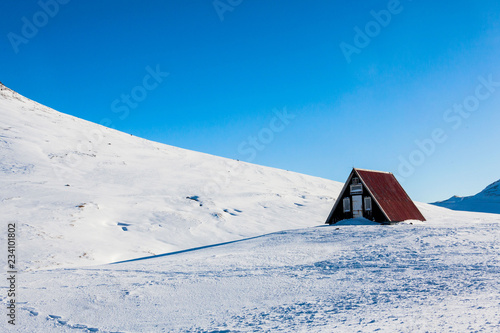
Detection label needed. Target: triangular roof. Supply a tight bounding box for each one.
[328,168,425,222]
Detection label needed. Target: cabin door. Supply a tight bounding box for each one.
[352,195,363,218]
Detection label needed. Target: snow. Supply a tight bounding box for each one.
[10,205,500,332]
[1,84,500,332]
[332,218,380,226]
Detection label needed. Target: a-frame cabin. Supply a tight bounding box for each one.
[325,168,426,224]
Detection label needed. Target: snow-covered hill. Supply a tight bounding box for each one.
[2,83,500,332]
[431,179,500,214]
[0,83,343,270]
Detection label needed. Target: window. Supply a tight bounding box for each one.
[350,184,362,194]
[343,197,351,212]
[364,197,372,211]
[352,177,360,185]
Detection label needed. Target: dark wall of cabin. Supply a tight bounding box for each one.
[371,199,387,222]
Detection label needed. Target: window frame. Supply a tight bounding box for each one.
[350,184,362,194]
[364,196,372,211]
[343,197,351,212]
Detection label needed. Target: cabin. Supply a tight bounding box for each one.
[325,168,426,224]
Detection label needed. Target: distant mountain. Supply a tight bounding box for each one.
[431,180,500,214]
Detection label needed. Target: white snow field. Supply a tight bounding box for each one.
[1,84,500,332]
[11,209,500,332]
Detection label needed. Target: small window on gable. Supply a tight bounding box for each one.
[350,184,362,194]
[364,197,372,211]
[343,197,351,212]
[352,177,360,185]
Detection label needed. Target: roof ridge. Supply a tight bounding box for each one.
[353,168,392,174]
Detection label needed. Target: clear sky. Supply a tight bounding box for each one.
[1,0,500,202]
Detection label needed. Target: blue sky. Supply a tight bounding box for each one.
[1,0,500,202]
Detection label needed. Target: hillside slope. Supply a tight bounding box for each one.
[0,83,342,270]
[431,179,500,214]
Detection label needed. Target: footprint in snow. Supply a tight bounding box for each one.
[117,222,130,231]
[22,307,38,316]
[46,314,99,331]
[223,209,237,216]
[48,315,68,325]
[71,324,88,329]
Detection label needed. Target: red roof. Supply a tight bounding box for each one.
[355,169,426,222]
